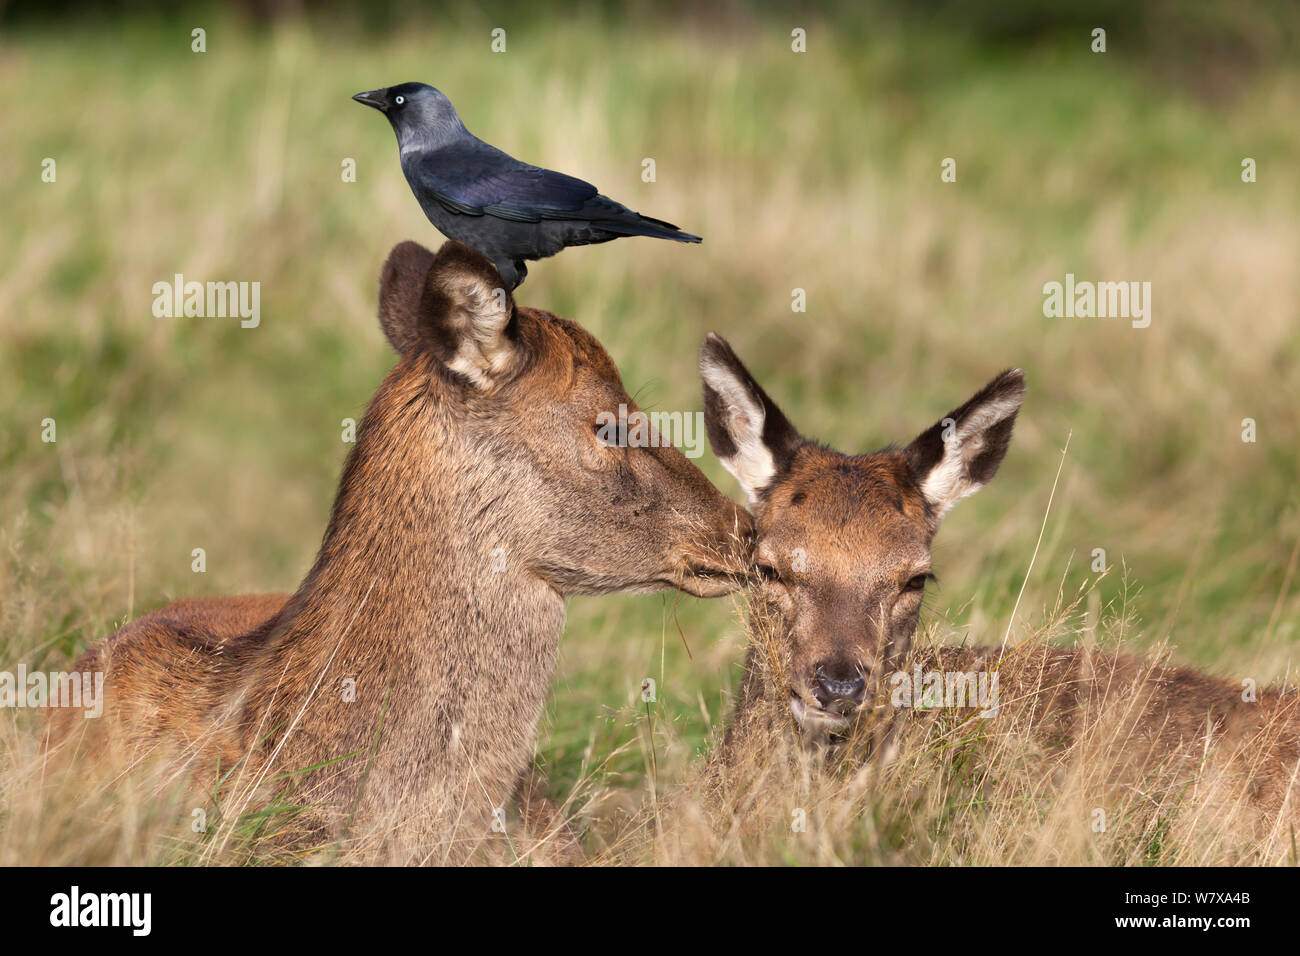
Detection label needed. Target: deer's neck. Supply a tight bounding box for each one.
[235,365,564,779]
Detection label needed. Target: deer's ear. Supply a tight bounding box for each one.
[904,369,1025,521]
[378,240,437,356]
[700,333,804,507]
[378,240,519,387]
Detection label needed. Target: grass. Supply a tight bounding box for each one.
[1,4,1298,864]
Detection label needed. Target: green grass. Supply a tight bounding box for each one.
[1,4,1298,863]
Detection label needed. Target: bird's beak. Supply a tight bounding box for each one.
[352,90,388,112]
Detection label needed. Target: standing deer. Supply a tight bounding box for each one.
[45,241,752,864]
[697,333,1300,854]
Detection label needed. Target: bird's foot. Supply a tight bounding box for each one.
[490,258,526,291]
[509,260,527,290]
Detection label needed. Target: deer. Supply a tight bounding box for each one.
[695,332,1300,858]
[43,241,753,864]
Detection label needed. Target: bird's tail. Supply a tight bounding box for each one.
[600,213,702,243]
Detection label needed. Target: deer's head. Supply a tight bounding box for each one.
[700,333,1024,731]
[364,241,751,598]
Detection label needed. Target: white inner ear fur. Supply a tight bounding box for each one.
[701,357,777,506]
[444,279,513,388]
[919,391,1022,519]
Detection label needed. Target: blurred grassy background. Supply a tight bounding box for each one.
[1,1,1298,850]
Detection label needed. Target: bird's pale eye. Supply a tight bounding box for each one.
[394,95,405,106]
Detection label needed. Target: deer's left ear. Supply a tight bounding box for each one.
[904,369,1025,521]
[378,240,519,387]
[420,241,519,388]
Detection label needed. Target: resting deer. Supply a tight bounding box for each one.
[45,241,752,864]
[697,333,1300,854]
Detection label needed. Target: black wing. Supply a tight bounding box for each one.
[409,142,599,223]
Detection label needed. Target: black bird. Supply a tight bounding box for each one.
[353,82,701,289]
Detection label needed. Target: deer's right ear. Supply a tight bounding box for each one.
[378,240,437,356]
[700,333,804,508]
[378,240,519,388]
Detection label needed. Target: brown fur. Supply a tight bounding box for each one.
[46,242,752,864]
[699,333,1300,830]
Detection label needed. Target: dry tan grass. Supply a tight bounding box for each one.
[589,609,1300,867]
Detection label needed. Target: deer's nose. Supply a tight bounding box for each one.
[813,668,866,711]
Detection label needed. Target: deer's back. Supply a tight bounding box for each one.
[921,644,1300,817]
[47,594,290,767]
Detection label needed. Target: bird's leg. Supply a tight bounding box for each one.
[492,259,525,291]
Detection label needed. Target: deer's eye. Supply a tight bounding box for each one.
[904,573,933,593]
[756,563,782,583]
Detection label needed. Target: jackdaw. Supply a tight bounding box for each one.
[353,82,701,289]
